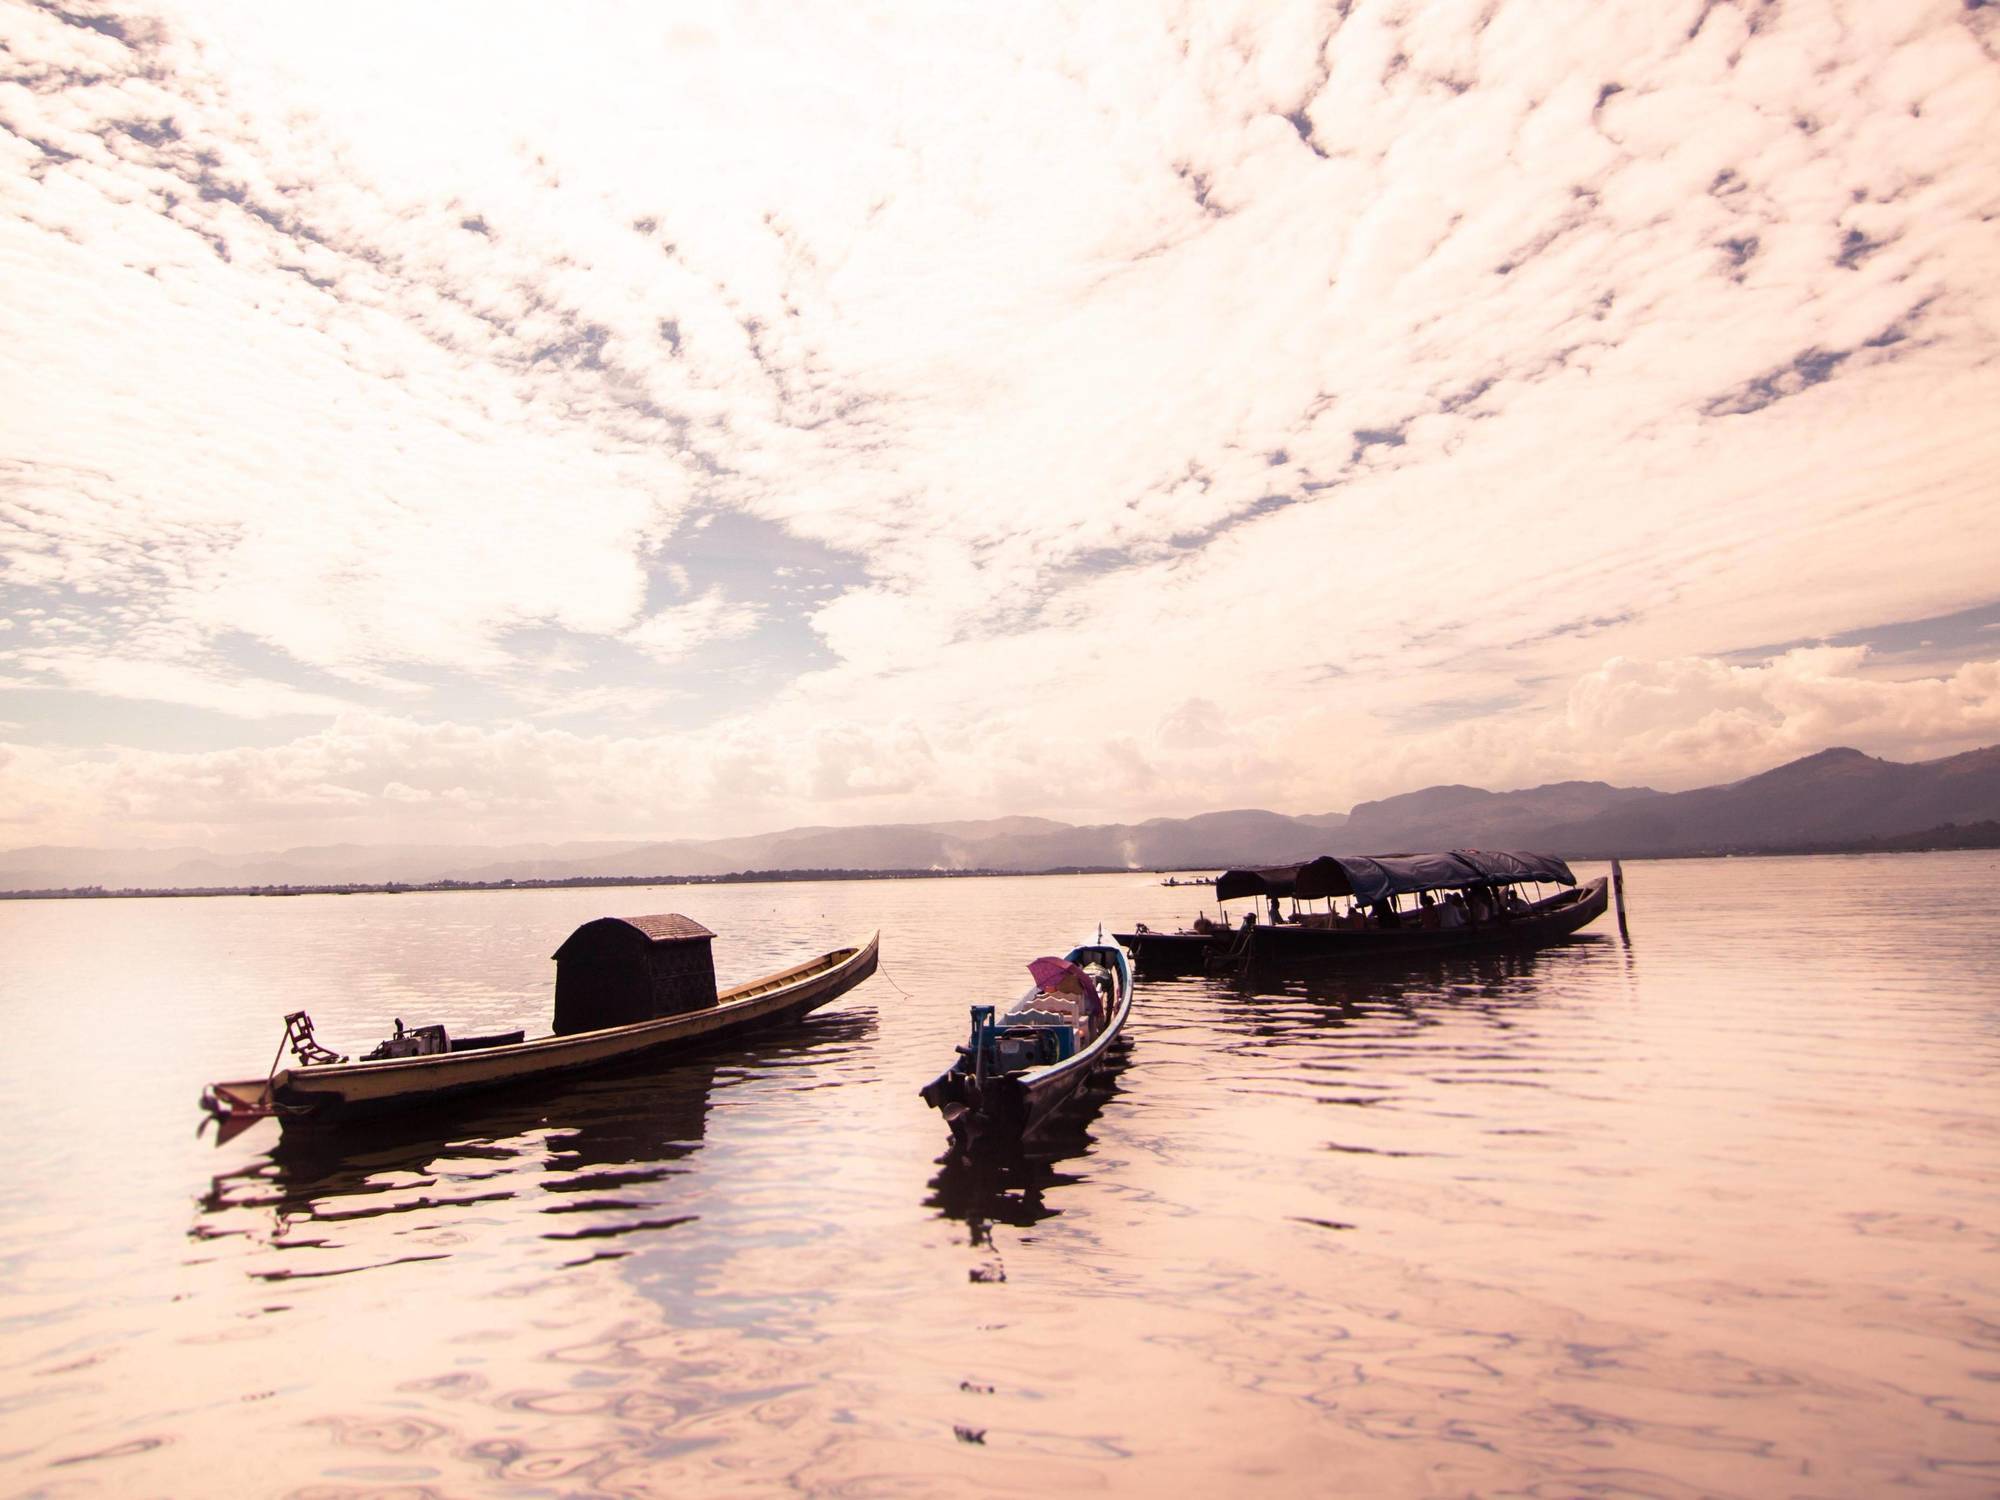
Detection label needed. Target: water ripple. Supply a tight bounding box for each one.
[0,863,1994,1493]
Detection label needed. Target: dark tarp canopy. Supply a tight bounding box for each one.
[1294,853,1478,903]
[1448,849,1576,887]
[1215,865,1301,902]
[1292,850,1576,904]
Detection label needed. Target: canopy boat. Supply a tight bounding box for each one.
[1114,865,1297,974]
[201,917,879,1138]
[920,934,1134,1149]
[1237,851,1606,975]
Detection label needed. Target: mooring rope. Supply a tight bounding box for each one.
[873,956,917,1000]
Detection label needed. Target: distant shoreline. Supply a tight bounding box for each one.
[2,825,1995,901]
[0,865,1130,902]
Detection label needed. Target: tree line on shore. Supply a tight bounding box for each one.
[2,822,1995,901]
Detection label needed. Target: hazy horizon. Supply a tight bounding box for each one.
[5,2,1998,853]
[3,739,1988,875]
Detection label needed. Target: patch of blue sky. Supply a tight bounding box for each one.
[476,616,814,730]
[398,511,870,731]
[623,506,867,723]
[0,583,363,746]
[1042,493,1304,595]
[367,657,561,726]
[1,509,877,738]
[1723,598,2000,670]
[1374,690,1535,730]
[208,630,382,700]
[641,507,867,615]
[0,686,327,751]
[1163,493,1300,555]
[0,578,124,637]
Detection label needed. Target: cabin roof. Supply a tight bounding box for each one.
[617,913,716,944]
[551,913,716,961]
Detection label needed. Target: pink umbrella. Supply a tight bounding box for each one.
[1028,956,1099,1004]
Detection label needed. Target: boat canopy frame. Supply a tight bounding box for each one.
[1291,850,1576,904]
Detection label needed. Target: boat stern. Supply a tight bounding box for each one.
[198,1077,279,1144]
[919,1065,1026,1145]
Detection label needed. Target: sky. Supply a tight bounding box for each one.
[2,0,1998,852]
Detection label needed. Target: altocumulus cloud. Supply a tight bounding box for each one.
[1,0,1997,848]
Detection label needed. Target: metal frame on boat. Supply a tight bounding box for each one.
[920,933,1134,1149]
[201,932,879,1135]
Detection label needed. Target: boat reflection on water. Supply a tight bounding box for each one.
[196,1012,876,1266]
[924,1038,1131,1246]
[1221,936,1617,1019]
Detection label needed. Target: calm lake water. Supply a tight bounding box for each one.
[1,855,1997,1497]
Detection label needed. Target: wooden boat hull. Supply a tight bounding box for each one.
[1113,928,1227,975]
[920,940,1133,1150]
[204,933,878,1132]
[925,1048,1099,1146]
[1240,878,1609,974]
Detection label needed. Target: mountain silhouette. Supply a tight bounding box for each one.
[4,745,1997,892]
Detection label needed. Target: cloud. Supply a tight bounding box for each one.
[626,589,761,663]
[1569,646,2000,771]
[5,651,356,721]
[810,720,937,800]
[1377,646,2000,797]
[2,644,1997,851]
[1158,698,1228,750]
[0,0,1997,847]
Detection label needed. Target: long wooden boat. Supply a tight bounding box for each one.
[1120,851,1610,977]
[919,934,1133,1149]
[201,932,878,1135]
[1240,875,1608,975]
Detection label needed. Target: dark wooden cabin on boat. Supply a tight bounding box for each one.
[552,913,719,1035]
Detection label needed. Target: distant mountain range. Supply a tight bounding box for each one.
[5,744,1998,894]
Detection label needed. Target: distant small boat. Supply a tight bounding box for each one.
[920,934,1133,1148]
[201,919,878,1137]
